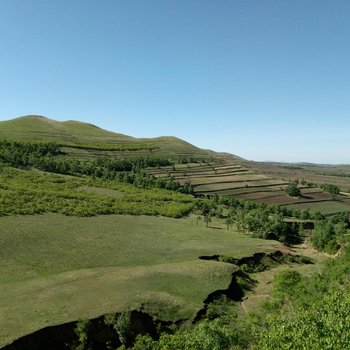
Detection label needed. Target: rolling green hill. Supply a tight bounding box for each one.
[0,115,134,142]
[0,115,212,160]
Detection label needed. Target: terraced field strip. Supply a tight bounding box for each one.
[216,185,289,195]
[300,192,333,201]
[189,175,270,186]
[149,169,215,177]
[195,180,287,193]
[147,166,226,177]
[254,196,327,206]
[301,187,325,194]
[214,168,250,175]
[173,171,254,181]
[284,200,350,214]
[214,165,245,170]
[151,169,251,179]
[234,191,287,201]
[236,189,333,205]
[148,165,218,175]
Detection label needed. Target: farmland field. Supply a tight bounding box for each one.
[148,161,350,214]
[284,200,350,215]
[245,161,350,192]
[150,163,288,196]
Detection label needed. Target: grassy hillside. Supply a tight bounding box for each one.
[0,115,134,142]
[0,116,212,160]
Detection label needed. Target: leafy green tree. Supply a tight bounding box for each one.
[204,213,212,227]
[285,182,301,197]
[225,215,234,231]
[321,183,340,195]
[115,311,133,347]
[272,269,302,300]
[310,220,345,253]
[132,318,246,350]
[255,291,350,350]
[74,319,91,350]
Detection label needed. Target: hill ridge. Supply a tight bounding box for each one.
[0,115,215,160]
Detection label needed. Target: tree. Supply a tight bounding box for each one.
[204,213,212,227]
[285,183,301,197]
[256,291,350,350]
[321,183,340,195]
[225,216,234,231]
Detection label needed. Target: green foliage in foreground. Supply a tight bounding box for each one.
[132,318,247,350]
[0,165,193,218]
[130,248,350,350]
[310,213,349,253]
[255,291,350,350]
[251,247,350,349]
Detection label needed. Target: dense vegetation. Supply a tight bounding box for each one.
[310,212,349,253]
[0,140,195,193]
[0,165,193,218]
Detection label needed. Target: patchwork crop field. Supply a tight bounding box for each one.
[149,162,350,214]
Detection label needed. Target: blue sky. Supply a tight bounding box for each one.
[0,0,349,163]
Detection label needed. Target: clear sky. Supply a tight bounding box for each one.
[0,0,349,164]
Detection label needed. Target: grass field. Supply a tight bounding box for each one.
[0,214,281,347]
[284,200,350,215]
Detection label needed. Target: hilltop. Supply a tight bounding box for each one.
[0,115,212,160]
[0,115,134,142]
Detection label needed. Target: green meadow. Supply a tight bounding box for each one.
[0,214,279,346]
